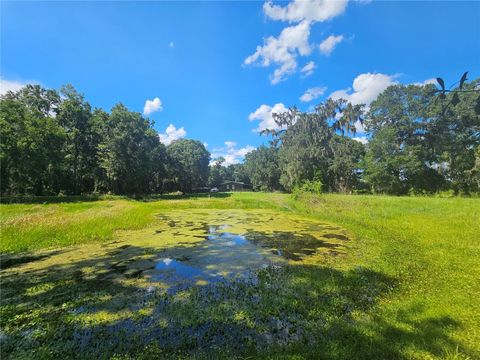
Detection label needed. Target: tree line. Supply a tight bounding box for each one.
[1,78,479,197]
[0,85,209,196]
[243,77,479,195]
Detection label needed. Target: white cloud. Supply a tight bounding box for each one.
[0,78,32,95]
[225,141,237,149]
[329,72,397,134]
[263,0,348,23]
[169,42,174,48]
[329,72,397,107]
[245,0,351,84]
[159,124,186,145]
[244,20,312,84]
[248,103,289,132]
[203,142,208,148]
[143,97,163,116]
[300,86,327,102]
[412,78,436,86]
[319,34,344,56]
[236,146,256,157]
[300,61,316,77]
[211,141,256,166]
[353,136,369,145]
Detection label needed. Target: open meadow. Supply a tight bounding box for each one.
[2,1,479,358]
[1,192,479,359]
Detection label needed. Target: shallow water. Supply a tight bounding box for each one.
[1,210,349,292]
[143,213,349,289]
[0,209,352,356]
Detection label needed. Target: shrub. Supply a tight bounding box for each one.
[292,179,323,199]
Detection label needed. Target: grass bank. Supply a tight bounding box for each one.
[0,193,287,253]
[290,194,480,359]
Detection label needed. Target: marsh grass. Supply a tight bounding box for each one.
[0,193,479,359]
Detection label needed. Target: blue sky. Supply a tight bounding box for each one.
[1,0,479,164]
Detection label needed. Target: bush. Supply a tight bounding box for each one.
[292,179,323,199]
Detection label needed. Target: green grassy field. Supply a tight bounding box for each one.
[1,193,479,359]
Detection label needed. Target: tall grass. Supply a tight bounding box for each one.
[289,193,480,358]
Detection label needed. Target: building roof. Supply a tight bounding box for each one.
[221,181,245,185]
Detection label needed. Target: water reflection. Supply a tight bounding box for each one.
[152,257,221,285]
[148,224,346,288]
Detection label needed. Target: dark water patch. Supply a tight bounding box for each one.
[176,241,199,246]
[106,258,156,279]
[190,222,211,233]
[245,231,341,261]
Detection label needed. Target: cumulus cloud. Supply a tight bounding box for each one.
[143,97,163,116]
[329,72,397,107]
[211,141,256,166]
[224,141,236,149]
[158,124,186,145]
[352,136,369,145]
[0,78,33,95]
[319,34,344,56]
[329,72,397,134]
[300,61,316,77]
[245,0,350,84]
[248,103,289,132]
[300,86,327,102]
[244,21,312,84]
[263,0,348,23]
[412,78,437,86]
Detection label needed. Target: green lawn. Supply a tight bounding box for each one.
[0,193,479,359]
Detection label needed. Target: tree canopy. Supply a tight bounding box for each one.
[1,78,478,196]
[1,85,209,196]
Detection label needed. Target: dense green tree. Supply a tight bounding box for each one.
[1,85,213,196]
[429,79,480,193]
[229,163,250,184]
[267,99,364,191]
[468,145,480,190]
[167,139,210,192]
[209,157,227,188]
[98,104,161,194]
[364,81,478,194]
[0,86,65,195]
[243,146,281,191]
[363,127,417,194]
[327,136,365,193]
[365,84,432,194]
[56,85,98,193]
[88,108,110,192]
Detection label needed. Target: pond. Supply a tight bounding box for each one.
[105,210,348,292]
[1,210,350,293]
[0,209,352,356]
